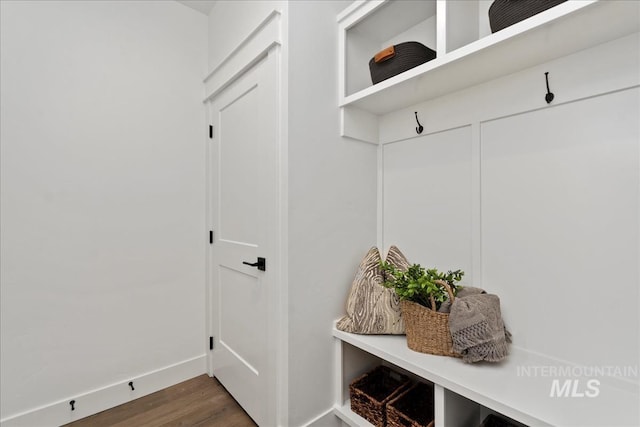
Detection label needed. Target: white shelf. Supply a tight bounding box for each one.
[340,0,640,116]
[333,401,371,427]
[334,327,640,427]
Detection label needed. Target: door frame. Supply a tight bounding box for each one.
[203,10,286,426]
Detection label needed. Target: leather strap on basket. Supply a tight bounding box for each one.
[374,45,395,63]
[431,279,455,312]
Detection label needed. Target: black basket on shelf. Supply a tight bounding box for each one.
[369,41,436,85]
[488,0,568,33]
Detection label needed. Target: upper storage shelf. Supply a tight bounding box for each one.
[337,0,640,117]
[341,0,438,97]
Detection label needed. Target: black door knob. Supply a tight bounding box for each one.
[243,257,266,271]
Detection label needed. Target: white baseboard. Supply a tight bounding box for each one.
[1,355,207,427]
[303,407,341,427]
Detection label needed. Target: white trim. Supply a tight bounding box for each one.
[204,9,280,83]
[337,0,385,32]
[470,121,482,288]
[203,10,281,103]
[433,384,446,427]
[0,356,206,427]
[275,24,290,426]
[336,0,368,24]
[205,100,214,378]
[377,143,384,251]
[340,106,378,144]
[302,407,339,427]
[337,12,346,103]
[435,0,447,55]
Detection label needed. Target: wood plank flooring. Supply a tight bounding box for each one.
[63,375,257,427]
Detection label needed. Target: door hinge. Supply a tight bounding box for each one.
[209,336,214,350]
[209,230,214,244]
[209,125,213,139]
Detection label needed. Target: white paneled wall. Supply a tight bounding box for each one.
[481,88,639,368]
[381,33,639,384]
[383,126,473,275]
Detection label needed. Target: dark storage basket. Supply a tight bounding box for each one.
[480,413,522,427]
[488,0,568,33]
[350,366,412,427]
[387,382,435,427]
[369,42,436,85]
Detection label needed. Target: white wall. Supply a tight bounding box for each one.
[0,1,207,423]
[287,1,375,425]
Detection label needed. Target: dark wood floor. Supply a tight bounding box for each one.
[63,375,257,427]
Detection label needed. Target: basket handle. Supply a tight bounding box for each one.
[374,45,395,63]
[431,279,455,312]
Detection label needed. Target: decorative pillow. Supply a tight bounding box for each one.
[336,246,410,334]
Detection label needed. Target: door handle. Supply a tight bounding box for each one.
[243,257,266,271]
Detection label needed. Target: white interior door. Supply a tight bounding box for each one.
[207,50,278,427]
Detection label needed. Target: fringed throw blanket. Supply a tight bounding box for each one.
[438,286,485,313]
[448,293,511,363]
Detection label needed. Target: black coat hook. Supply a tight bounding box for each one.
[544,72,554,104]
[128,381,135,391]
[69,400,75,411]
[414,111,424,134]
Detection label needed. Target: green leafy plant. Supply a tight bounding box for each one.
[380,262,464,311]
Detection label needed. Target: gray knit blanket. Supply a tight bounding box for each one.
[448,291,511,363]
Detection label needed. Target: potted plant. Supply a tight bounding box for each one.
[380,261,464,356]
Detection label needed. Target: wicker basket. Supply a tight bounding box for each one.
[488,0,568,33]
[369,41,436,85]
[401,280,460,357]
[350,366,412,427]
[387,382,435,427]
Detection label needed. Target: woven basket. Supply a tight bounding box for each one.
[369,42,436,85]
[401,280,460,357]
[350,366,411,427]
[488,0,568,33]
[387,382,435,427]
